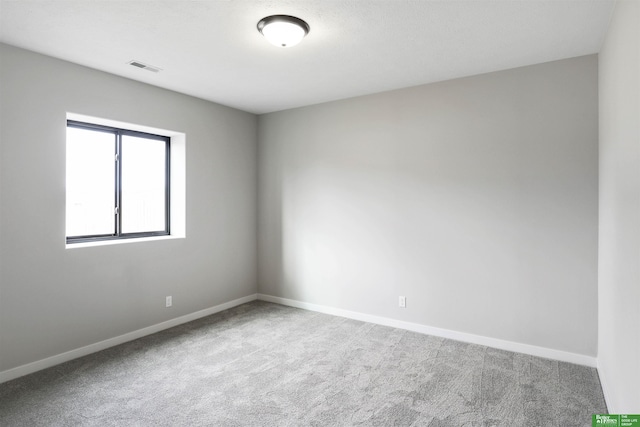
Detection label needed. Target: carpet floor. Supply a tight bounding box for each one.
[0,301,607,426]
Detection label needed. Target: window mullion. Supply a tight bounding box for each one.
[115,132,122,237]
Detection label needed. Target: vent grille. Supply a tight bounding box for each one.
[128,60,161,73]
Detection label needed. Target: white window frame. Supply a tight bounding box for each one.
[65,113,185,248]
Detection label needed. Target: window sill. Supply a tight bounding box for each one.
[65,234,184,249]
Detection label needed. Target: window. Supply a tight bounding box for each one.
[66,120,170,243]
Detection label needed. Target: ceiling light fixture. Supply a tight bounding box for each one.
[257,15,310,48]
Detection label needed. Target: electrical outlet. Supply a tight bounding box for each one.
[399,296,406,308]
[166,296,172,307]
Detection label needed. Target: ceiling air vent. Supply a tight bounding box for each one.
[128,60,161,73]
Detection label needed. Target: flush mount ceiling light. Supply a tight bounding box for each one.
[257,15,310,48]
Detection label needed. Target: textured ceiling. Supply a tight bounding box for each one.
[0,0,615,114]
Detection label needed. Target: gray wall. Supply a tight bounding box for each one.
[0,42,604,378]
[258,55,599,356]
[0,43,258,372]
[598,0,640,412]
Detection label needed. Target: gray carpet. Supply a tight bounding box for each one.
[0,301,607,426]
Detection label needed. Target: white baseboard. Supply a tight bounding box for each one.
[258,293,597,368]
[0,294,258,384]
[1,292,597,385]
[596,360,615,413]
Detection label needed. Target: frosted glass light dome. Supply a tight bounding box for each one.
[257,15,310,48]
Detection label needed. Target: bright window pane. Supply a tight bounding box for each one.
[121,135,166,233]
[66,127,115,237]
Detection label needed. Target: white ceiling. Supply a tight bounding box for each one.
[0,0,615,114]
